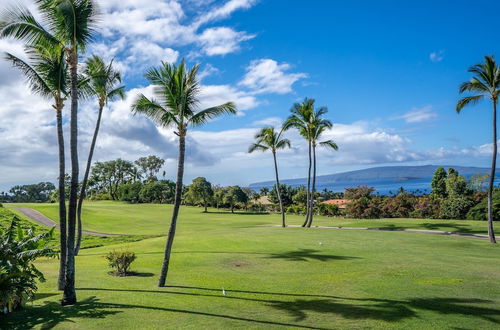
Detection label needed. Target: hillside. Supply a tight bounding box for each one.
[249,165,494,189]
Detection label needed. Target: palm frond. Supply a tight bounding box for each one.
[319,140,339,151]
[189,102,236,126]
[276,138,291,150]
[4,52,52,98]
[248,143,269,153]
[456,95,484,113]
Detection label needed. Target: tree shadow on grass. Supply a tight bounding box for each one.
[75,287,500,326]
[1,296,121,330]
[266,249,359,262]
[205,211,269,215]
[420,222,475,233]
[366,224,407,231]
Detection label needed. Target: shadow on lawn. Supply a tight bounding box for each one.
[205,211,269,215]
[420,222,475,233]
[4,288,500,329]
[266,249,359,262]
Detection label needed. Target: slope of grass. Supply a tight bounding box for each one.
[5,201,496,236]
[1,205,153,250]
[1,201,500,329]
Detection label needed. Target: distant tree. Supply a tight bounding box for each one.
[90,159,136,200]
[345,186,375,200]
[117,182,143,203]
[456,55,500,243]
[440,197,473,219]
[131,59,236,287]
[259,187,270,195]
[269,184,295,207]
[248,127,291,227]
[468,174,490,192]
[8,182,55,203]
[445,169,468,198]
[135,155,165,182]
[139,181,175,203]
[431,167,447,198]
[224,186,248,213]
[292,189,308,206]
[212,186,226,209]
[186,177,213,212]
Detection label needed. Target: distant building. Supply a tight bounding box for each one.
[322,199,349,209]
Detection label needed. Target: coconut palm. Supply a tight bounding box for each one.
[75,55,125,255]
[248,127,291,227]
[132,59,236,287]
[4,44,68,290]
[283,98,315,227]
[456,55,500,244]
[0,0,98,305]
[306,113,338,227]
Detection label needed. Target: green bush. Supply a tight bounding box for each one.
[286,205,306,215]
[118,182,143,203]
[467,197,500,221]
[439,197,473,219]
[0,203,3,208]
[105,250,136,276]
[317,203,340,216]
[89,192,112,201]
[0,218,55,313]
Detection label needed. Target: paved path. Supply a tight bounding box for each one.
[16,208,121,237]
[265,224,489,239]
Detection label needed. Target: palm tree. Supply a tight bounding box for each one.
[248,127,291,227]
[132,59,236,287]
[75,55,125,255]
[284,98,315,227]
[4,44,68,290]
[1,0,98,305]
[306,113,338,227]
[457,55,500,244]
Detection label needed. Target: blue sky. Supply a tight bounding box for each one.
[1,0,500,189]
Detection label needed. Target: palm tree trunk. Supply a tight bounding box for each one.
[55,106,67,291]
[302,140,312,227]
[487,101,497,243]
[62,50,78,305]
[272,151,285,227]
[75,104,104,255]
[307,143,317,228]
[158,132,185,287]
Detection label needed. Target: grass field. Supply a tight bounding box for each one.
[1,202,500,329]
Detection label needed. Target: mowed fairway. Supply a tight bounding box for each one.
[2,202,500,329]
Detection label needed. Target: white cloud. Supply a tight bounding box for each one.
[250,117,283,127]
[193,0,258,28]
[239,59,307,94]
[198,84,259,112]
[395,105,437,123]
[429,50,445,62]
[198,27,254,56]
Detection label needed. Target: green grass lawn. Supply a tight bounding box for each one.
[1,202,500,329]
[5,201,498,235]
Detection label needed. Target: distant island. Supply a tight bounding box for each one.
[249,165,496,194]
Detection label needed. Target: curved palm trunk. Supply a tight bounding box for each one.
[487,101,497,243]
[158,133,185,287]
[302,140,312,227]
[62,51,78,305]
[307,143,317,228]
[272,151,286,227]
[56,106,67,291]
[75,104,104,255]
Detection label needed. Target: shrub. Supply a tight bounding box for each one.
[105,250,136,276]
[345,196,382,219]
[89,192,112,201]
[317,203,340,216]
[467,196,500,221]
[439,197,473,219]
[286,205,306,215]
[0,218,55,313]
[118,182,143,203]
[0,203,3,208]
[381,193,415,218]
[410,196,441,219]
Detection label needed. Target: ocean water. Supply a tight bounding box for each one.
[250,177,500,196]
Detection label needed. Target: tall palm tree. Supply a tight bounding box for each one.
[306,113,338,227]
[132,59,236,287]
[1,0,98,305]
[284,98,315,227]
[248,127,291,227]
[75,55,125,255]
[457,55,500,244]
[4,44,69,290]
